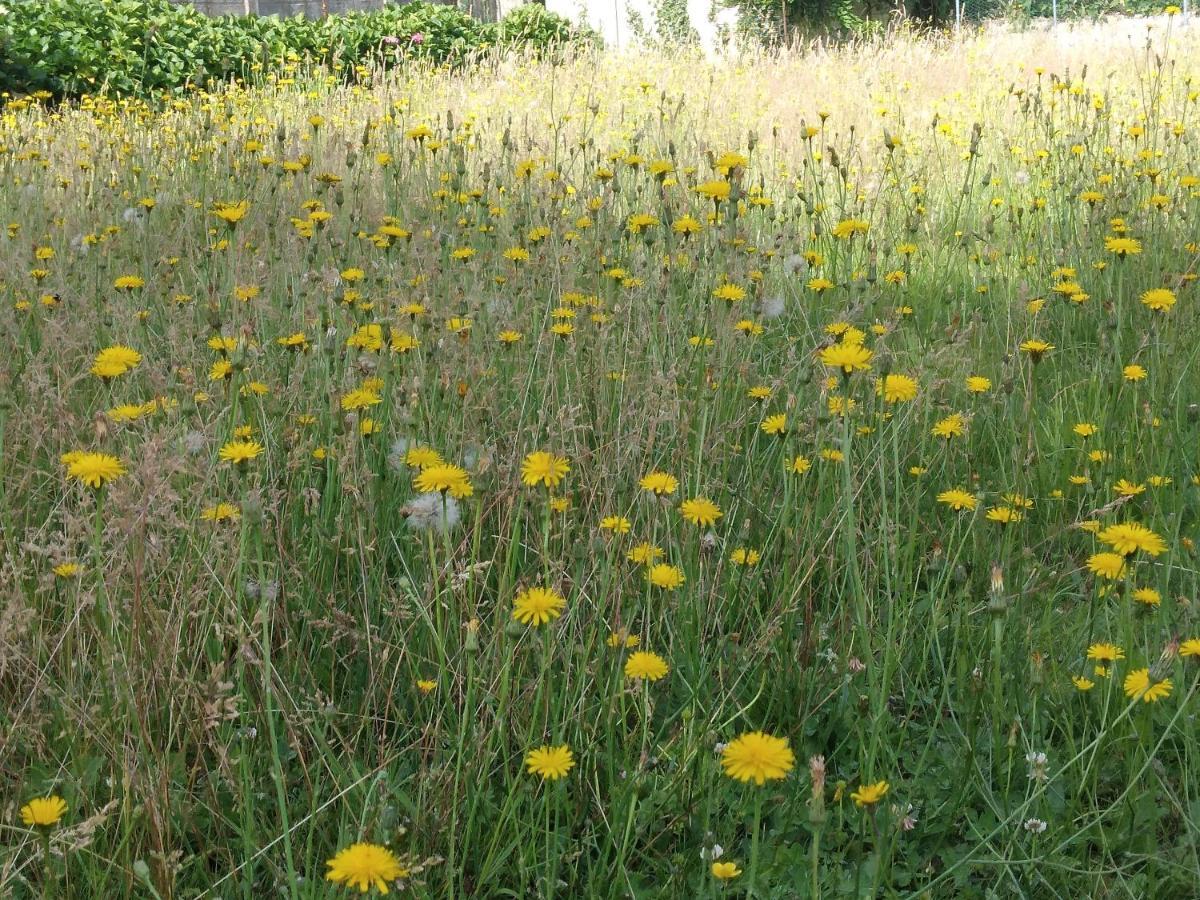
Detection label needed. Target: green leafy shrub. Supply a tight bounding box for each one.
[0,0,589,100]
[495,3,578,46]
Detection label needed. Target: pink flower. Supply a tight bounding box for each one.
[410,32,425,44]
[381,35,401,46]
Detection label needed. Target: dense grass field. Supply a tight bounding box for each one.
[3,16,1200,898]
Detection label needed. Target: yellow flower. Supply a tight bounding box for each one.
[91,345,141,379]
[414,464,473,499]
[1019,339,1054,360]
[1123,668,1172,703]
[53,562,81,578]
[64,451,126,488]
[819,342,873,374]
[878,374,918,403]
[20,796,67,827]
[1086,552,1126,580]
[1132,587,1161,606]
[730,547,761,566]
[1112,479,1146,497]
[219,441,263,466]
[1072,676,1095,691]
[986,506,1024,525]
[937,488,976,511]
[720,731,795,785]
[711,861,743,880]
[521,451,570,489]
[340,388,381,411]
[966,375,992,393]
[325,842,406,893]
[713,283,746,303]
[200,503,241,523]
[646,564,685,589]
[931,413,966,439]
[346,323,384,352]
[695,180,731,202]
[525,744,575,780]
[277,332,308,350]
[607,630,640,649]
[1097,522,1167,556]
[850,780,890,807]
[1140,288,1176,312]
[599,515,631,534]
[673,214,703,235]
[639,470,678,495]
[680,496,722,527]
[211,200,249,225]
[512,586,566,626]
[390,330,419,353]
[1104,236,1141,257]
[1086,642,1125,662]
[625,651,669,681]
[628,542,665,565]
[405,447,443,470]
[760,413,787,435]
[832,218,870,239]
[113,275,145,290]
[1179,638,1200,658]
[416,679,437,694]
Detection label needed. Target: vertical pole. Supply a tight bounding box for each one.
[1051,0,1057,25]
[955,0,961,30]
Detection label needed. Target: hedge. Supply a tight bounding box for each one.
[0,0,588,99]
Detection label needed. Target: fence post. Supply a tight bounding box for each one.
[1051,0,1057,26]
[955,0,961,31]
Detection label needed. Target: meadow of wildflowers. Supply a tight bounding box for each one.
[3,15,1200,898]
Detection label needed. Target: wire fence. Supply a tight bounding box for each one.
[953,0,1192,26]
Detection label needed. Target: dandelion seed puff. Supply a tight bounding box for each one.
[759,294,786,320]
[784,254,808,275]
[404,492,461,532]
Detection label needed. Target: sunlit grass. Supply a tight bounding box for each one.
[2,16,1199,898]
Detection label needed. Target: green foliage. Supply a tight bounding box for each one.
[653,0,701,45]
[0,0,587,99]
[495,3,584,47]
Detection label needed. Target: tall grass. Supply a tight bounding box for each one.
[2,16,1199,898]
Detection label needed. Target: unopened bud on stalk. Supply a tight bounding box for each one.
[464,618,480,653]
[808,755,827,827]
[988,563,1007,614]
